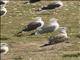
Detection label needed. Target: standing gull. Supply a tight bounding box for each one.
[17,17,44,35]
[0,43,9,55]
[31,18,59,35]
[37,1,63,11]
[41,27,69,47]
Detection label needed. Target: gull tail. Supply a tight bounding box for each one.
[40,43,52,47]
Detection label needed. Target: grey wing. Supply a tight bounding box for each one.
[39,26,56,34]
[41,3,60,10]
[48,36,67,44]
[29,0,40,3]
[48,3,61,8]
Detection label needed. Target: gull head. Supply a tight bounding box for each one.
[55,1,63,6]
[59,27,67,33]
[33,17,42,21]
[49,18,59,31]
[49,18,59,26]
[49,18,58,23]
[59,27,68,38]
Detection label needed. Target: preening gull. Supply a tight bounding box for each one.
[31,18,59,35]
[41,27,69,47]
[17,17,44,35]
[0,7,7,16]
[0,43,9,55]
[37,1,63,11]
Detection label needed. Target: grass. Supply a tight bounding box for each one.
[1,1,80,60]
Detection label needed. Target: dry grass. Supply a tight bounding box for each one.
[1,1,80,60]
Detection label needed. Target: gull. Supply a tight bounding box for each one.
[0,7,7,16]
[31,18,59,35]
[0,0,9,5]
[37,1,63,11]
[0,0,9,7]
[17,17,44,35]
[48,27,68,44]
[41,27,69,47]
[0,43,9,55]
[0,1,5,5]
[24,0,40,4]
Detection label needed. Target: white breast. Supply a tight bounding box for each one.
[1,46,9,54]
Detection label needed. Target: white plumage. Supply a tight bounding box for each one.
[34,17,44,30]
[48,18,59,31]
[0,43,9,55]
[0,7,7,16]
[0,0,9,4]
[17,17,44,35]
[37,1,63,11]
[40,27,69,47]
[31,18,59,35]
[48,27,68,44]
[0,0,9,7]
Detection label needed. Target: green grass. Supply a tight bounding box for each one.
[1,1,80,60]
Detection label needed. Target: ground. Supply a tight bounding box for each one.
[1,1,80,60]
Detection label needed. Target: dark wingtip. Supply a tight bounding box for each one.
[40,43,51,47]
